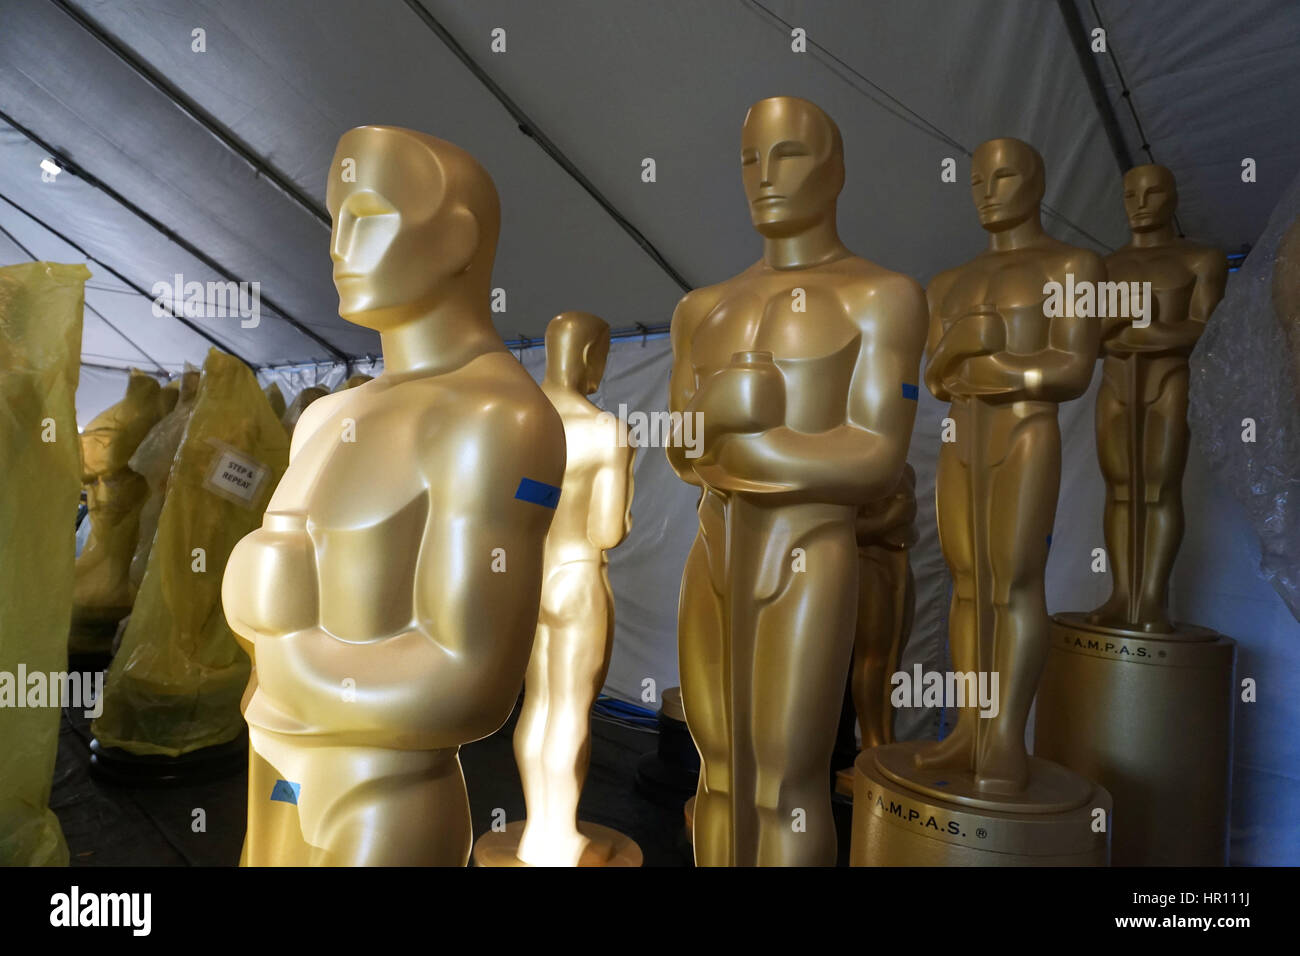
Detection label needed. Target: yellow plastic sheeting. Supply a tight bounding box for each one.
[93,349,288,757]
[69,370,163,653]
[0,261,88,866]
[127,366,199,597]
[157,377,180,417]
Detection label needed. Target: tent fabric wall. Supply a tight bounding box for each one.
[75,365,133,430]
[256,357,384,400]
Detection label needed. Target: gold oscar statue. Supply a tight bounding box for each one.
[1036,164,1234,865]
[222,125,566,866]
[1088,165,1229,633]
[852,463,917,752]
[69,370,164,658]
[667,96,929,866]
[473,311,640,867]
[852,138,1111,866]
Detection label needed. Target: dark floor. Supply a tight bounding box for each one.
[52,698,695,866]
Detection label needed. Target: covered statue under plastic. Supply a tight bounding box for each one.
[92,348,288,758]
[0,261,88,865]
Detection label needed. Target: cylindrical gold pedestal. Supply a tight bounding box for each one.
[850,742,1111,866]
[1035,612,1236,866]
[472,820,643,867]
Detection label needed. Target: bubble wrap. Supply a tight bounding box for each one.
[1189,171,1300,621]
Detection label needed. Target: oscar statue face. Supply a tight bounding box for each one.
[970,137,1045,232]
[326,126,484,330]
[583,332,609,395]
[1123,164,1177,232]
[740,96,844,238]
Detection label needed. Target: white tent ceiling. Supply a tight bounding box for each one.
[2,0,1298,422]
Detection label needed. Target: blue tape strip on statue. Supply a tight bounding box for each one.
[270,780,301,804]
[902,382,919,400]
[514,477,561,509]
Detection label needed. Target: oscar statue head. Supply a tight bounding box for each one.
[326,126,500,330]
[740,96,845,239]
[970,137,1045,232]
[1123,164,1178,233]
[545,311,610,395]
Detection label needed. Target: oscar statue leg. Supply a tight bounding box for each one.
[678,529,730,866]
[1089,361,1133,625]
[242,744,312,867]
[914,441,978,770]
[247,729,471,866]
[980,414,1060,794]
[852,546,890,750]
[519,563,612,865]
[513,618,554,855]
[880,551,914,745]
[313,751,471,866]
[1137,366,1190,631]
[751,521,858,866]
[853,546,911,749]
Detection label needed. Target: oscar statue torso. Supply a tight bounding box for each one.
[225,354,564,865]
[852,464,917,750]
